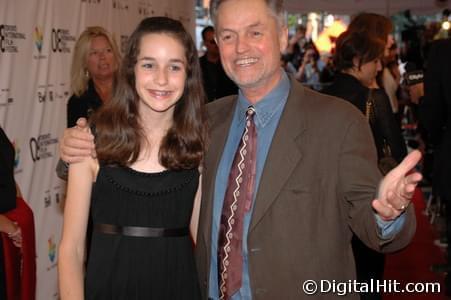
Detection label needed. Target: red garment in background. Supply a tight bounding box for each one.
[1,197,36,300]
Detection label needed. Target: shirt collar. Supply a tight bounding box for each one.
[236,69,290,128]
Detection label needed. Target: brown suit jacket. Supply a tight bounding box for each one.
[196,77,416,299]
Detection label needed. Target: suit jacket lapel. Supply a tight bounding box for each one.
[249,79,307,232]
[202,97,238,249]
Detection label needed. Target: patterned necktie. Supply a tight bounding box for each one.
[218,106,257,300]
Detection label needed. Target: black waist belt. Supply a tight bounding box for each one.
[94,223,189,237]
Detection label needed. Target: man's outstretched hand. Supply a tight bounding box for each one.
[372,150,423,221]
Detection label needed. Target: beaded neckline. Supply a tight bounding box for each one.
[100,167,198,197]
[124,166,171,177]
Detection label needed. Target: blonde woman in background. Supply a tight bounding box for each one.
[57,26,120,178]
[67,26,120,128]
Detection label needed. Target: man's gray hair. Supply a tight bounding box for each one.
[209,0,286,27]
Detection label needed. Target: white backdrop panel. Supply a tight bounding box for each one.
[0,1,195,299]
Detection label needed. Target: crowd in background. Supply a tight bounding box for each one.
[276,9,451,297]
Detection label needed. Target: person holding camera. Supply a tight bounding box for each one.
[295,43,322,90]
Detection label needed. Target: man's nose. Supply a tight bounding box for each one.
[236,36,250,53]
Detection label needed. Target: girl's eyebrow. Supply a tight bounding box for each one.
[137,56,155,61]
[138,57,186,65]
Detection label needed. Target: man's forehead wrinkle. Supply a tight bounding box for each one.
[218,21,264,34]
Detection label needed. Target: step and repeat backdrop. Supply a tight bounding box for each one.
[0,0,195,298]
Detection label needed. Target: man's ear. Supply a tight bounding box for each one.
[279,25,288,53]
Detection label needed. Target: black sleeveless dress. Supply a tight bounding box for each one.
[85,165,201,299]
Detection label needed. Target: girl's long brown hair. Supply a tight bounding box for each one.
[91,17,207,170]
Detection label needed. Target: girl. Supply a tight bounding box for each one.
[58,17,206,299]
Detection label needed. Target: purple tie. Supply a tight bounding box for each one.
[218,106,257,300]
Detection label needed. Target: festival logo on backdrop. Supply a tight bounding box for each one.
[0,88,14,108]
[47,235,58,271]
[12,139,23,174]
[59,83,70,100]
[120,35,129,54]
[44,187,64,209]
[55,191,62,205]
[37,84,70,104]
[0,24,26,53]
[51,28,76,53]
[112,0,129,10]
[48,236,56,263]
[29,133,58,162]
[44,190,51,208]
[34,26,43,52]
[37,84,55,104]
[33,26,47,59]
[138,1,154,16]
[53,185,64,206]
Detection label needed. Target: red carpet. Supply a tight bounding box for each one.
[383,188,447,299]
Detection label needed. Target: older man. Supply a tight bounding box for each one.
[60,1,422,299]
[197,1,420,299]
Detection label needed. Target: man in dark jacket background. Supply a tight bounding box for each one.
[199,26,237,102]
[418,38,451,294]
